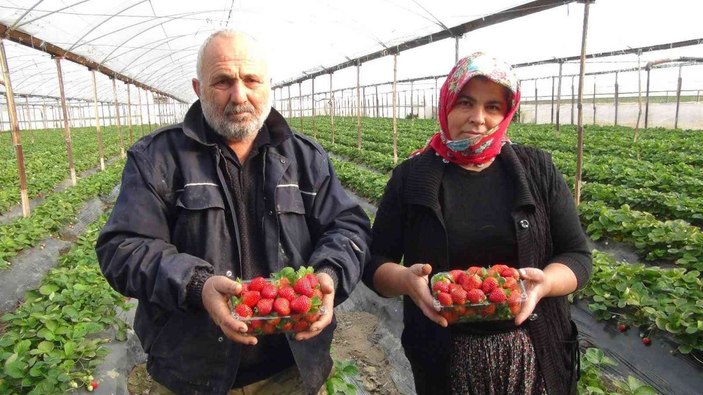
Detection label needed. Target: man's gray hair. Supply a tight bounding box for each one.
[195,30,268,82]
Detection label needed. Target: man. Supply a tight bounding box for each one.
[96,30,371,395]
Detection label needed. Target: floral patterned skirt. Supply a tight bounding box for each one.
[449,327,547,395]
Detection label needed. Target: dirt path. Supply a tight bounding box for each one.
[126,311,401,394]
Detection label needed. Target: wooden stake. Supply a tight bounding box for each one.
[54,57,77,186]
[112,77,125,158]
[0,39,30,217]
[574,0,591,206]
[91,70,105,171]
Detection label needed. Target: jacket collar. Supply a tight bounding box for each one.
[405,143,535,211]
[182,100,292,148]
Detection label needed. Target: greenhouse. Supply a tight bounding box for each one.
[1,0,702,394]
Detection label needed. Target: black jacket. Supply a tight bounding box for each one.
[364,144,592,394]
[96,102,371,395]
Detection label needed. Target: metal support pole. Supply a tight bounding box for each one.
[299,82,303,130]
[330,73,335,144]
[311,78,316,138]
[556,61,563,132]
[644,68,651,129]
[54,57,77,186]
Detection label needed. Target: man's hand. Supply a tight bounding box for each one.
[201,275,258,345]
[295,272,335,341]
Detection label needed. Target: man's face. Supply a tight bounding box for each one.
[194,34,271,141]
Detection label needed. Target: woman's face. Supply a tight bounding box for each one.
[446,77,510,141]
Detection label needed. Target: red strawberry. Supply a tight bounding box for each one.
[642,337,651,346]
[492,264,509,274]
[293,319,310,332]
[449,270,466,284]
[617,323,627,333]
[278,277,291,288]
[488,288,507,303]
[502,277,518,290]
[481,277,499,294]
[293,277,314,297]
[280,321,294,332]
[249,277,267,292]
[433,280,451,294]
[256,298,274,315]
[467,266,483,276]
[467,289,486,304]
[501,267,520,280]
[460,274,482,291]
[291,295,312,313]
[305,273,320,289]
[311,288,324,300]
[273,297,291,316]
[241,291,261,308]
[278,286,296,301]
[450,288,467,305]
[436,292,453,306]
[261,284,278,299]
[235,303,253,318]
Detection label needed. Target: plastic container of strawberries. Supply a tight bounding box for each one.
[230,267,325,336]
[430,264,527,324]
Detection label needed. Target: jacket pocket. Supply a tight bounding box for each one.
[274,184,306,214]
[176,184,225,210]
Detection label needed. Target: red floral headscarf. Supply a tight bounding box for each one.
[425,52,521,166]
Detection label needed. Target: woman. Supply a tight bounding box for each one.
[362,52,592,395]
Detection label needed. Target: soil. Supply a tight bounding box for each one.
[125,311,401,395]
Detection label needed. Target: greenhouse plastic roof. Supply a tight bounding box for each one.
[0,0,701,105]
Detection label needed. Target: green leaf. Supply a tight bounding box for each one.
[38,284,59,296]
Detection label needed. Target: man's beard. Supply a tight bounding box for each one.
[201,98,271,141]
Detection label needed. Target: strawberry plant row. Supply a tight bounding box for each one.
[580,201,703,271]
[0,126,128,213]
[579,250,702,354]
[581,182,703,228]
[0,213,132,393]
[329,158,388,204]
[0,161,124,269]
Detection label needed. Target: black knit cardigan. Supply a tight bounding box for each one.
[363,143,592,394]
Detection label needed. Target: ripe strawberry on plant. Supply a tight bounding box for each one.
[642,337,651,346]
[617,323,627,333]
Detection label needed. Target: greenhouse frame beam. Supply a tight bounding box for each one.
[514,38,703,68]
[274,0,576,88]
[0,22,186,103]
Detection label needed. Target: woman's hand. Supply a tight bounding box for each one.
[514,263,578,325]
[514,268,547,325]
[403,264,448,327]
